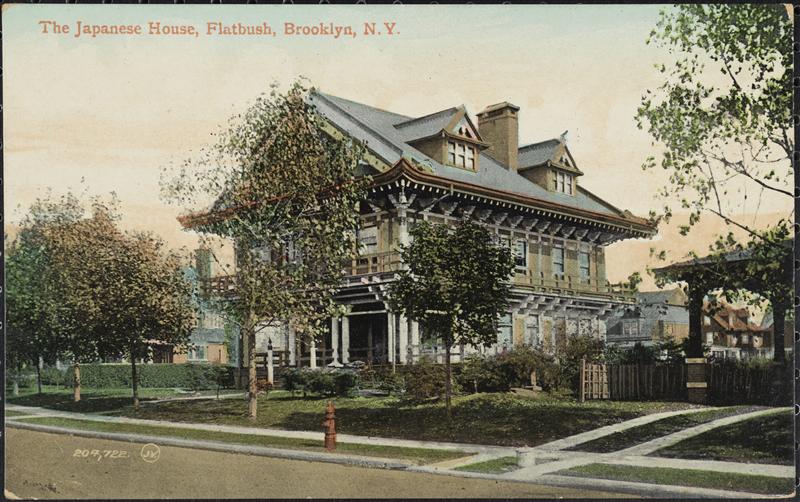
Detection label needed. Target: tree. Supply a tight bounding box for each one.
[6,232,61,395]
[638,5,793,359]
[90,222,196,408]
[163,80,368,420]
[389,219,515,419]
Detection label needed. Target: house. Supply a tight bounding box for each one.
[150,252,233,365]
[759,310,794,359]
[606,289,690,348]
[703,301,771,360]
[195,91,657,373]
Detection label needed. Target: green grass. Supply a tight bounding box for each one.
[13,416,468,465]
[558,463,794,495]
[5,410,29,417]
[6,387,235,414]
[454,456,519,474]
[565,407,749,453]
[652,410,793,465]
[115,392,694,447]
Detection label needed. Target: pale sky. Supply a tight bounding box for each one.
[3,5,792,290]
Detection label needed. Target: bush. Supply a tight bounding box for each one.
[456,347,562,394]
[376,371,405,396]
[457,355,508,393]
[284,368,359,397]
[38,363,234,390]
[403,357,456,401]
[553,335,606,392]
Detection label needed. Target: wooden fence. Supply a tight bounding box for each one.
[707,361,792,406]
[579,359,687,402]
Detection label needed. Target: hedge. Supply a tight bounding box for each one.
[40,363,235,390]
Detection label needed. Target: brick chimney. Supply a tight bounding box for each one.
[477,102,520,171]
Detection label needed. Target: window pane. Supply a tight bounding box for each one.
[515,240,527,268]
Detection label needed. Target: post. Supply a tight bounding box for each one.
[387,313,396,369]
[323,401,336,452]
[330,317,340,366]
[288,325,297,366]
[341,316,350,364]
[367,321,373,364]
[410,320,420,360]
[310,338,317,369]
[686,357,708,404]
[398,315,409,364]
[267,339,274,385]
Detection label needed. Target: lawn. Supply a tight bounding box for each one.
[557,463,795,496]
[5,410,29,417]
[115,391,694,447]
[6,387,238,414]
[652,410,793,465]
[454,456,519,474]
[565,406,749,453]
[12,416,468,465]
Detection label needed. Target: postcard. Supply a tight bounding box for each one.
[3,3,795,499]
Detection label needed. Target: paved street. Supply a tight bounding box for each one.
[5,428,632,499]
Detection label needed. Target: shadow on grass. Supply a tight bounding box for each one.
[7,391,144,414]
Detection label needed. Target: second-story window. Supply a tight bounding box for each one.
[514,239,528,270]
[623,320,639,337]
[552,245,565,278]
[579,251,590,281]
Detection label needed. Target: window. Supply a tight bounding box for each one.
[497,314,512,348]
[189,345,207,361]
[579,251,590,281]
[623,320,639,337]
[447,140,476,169]
[357,226,378,254]
[552,246,565,278]
[514,239,528,269]
[552,170,573,194]
[525,316,540,346]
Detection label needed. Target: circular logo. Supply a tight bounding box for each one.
[140,443,161,463]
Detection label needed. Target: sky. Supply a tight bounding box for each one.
[3,4,792,290]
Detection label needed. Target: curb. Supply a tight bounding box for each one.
[6,421,412,471]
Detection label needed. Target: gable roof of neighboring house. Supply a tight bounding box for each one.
[309,91,645,224]
[704,302,766,333]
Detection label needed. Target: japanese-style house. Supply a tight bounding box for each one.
[195,91,656,371]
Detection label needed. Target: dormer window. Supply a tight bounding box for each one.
[552,170,574,195]
[447,140,476,170]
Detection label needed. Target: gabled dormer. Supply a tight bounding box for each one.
[395,107,488,172]
[517,137,584,196]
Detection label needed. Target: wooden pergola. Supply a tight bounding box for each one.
[653,239,793,362]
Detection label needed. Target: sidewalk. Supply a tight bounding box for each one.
[6,403,793,499]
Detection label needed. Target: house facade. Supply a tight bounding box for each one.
[202,91,656,370]
[606,289,690,348]
[704,302,772,360]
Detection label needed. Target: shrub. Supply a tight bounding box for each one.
[553,335,606,392]
[39,363,235,390]
[403,357,455,401]
[457,355,508,393]
[284,368,359,397]
[376,371,405,396]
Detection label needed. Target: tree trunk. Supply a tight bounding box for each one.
[687,284,705,358]
[772,301,787,363]
[444,342,452,421]
[131,352,139,408]
[73,363,81,402]
[36,359,43,394]
[246,316,258,420]
[13,362,21,396]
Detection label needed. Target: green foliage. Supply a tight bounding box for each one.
[402,357,458,402]
[283,368,359,397]
[553,335,606,392]
[40,363,233,390]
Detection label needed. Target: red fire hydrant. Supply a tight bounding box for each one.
[322,400,336,452]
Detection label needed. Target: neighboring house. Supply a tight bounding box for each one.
[196,91,656,370]
[151,253,234,365]
[703,302,771,360]
[606,289,690,348]
[757,310,794,360]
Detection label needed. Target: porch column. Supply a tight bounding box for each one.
[341,316,350,364]
[329,317,341,366]
[387,313,396,364]
[398,315,409,364]
[310,339,317,369]
[288,326,296,366]
[410,320,420,362]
